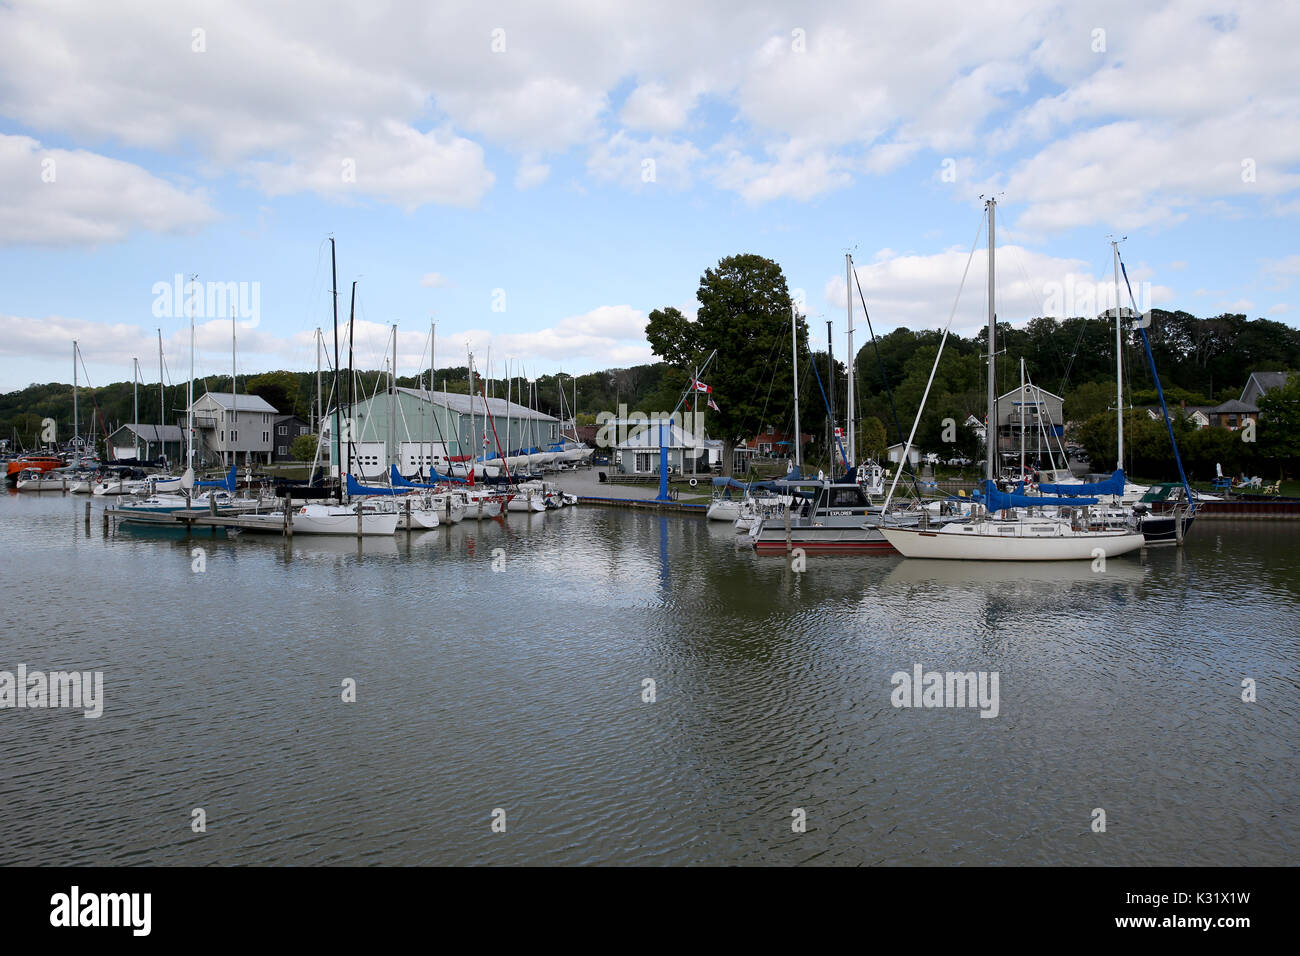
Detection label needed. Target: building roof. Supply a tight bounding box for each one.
[193,391,279,413]
[617,423,700,448]
[392,387,557,422]
[1243,371,1293,398]
[111,423,184,442]
[1213,399,1258,414]
[997,385,1063,403]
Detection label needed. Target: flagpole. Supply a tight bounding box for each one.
[692,362,698,478]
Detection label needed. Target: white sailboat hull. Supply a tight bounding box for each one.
[880,525,1145,561]
[291,505,399,535]
[707,500,742,521]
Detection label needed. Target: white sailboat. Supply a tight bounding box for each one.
[879,198,1145,561]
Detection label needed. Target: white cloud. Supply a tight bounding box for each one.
[514,156,551,190]
[246,121,493,210]
[710,141,852,203]
[587,132,702,189]
[439,305,653,370]
[620,81,696,132]
[419,272,450,288]
[823,244,1177,337]
[0,134,215,244]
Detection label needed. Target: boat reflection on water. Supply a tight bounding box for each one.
[881,555,1147,590]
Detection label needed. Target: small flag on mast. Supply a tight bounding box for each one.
[707,396,720,412]
[690,378,712,394]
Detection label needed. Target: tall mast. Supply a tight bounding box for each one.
[845,253,855,467]
[1112,239,1124,473]
[72,340,78,452]
[231,305,237,469]
[692,362,698,476]
[329,238,340,498]
[390,323,397,474]
[827,319,835,467]
[157,329,164,438]
[791,304,801,470]
[1019,356,1025,479]
[133,358,140,459]
[347,280,356,493]
[314,327,322,435]
[985,199,997,485]
[187,274,196,475]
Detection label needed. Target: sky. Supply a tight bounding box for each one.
[1,0,1297,394]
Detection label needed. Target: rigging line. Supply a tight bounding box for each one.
[731,333,786,465]
[852,266,921,497]
[883,206,987,513]
[1008,244,1068,380]
[1023,368,1067,474]
[74,347,113,442]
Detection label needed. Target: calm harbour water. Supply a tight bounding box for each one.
[0,491,1297,866]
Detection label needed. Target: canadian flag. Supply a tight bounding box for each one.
[690,378,712,394]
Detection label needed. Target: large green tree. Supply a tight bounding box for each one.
[646,254,805,474]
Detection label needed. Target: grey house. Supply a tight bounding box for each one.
[272,415,312,462]
[107,423,184,463]
[184,392,278,467]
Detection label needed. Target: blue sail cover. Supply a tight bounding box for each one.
[347,474,405,496]
[712,476,776,491]
[196,465,236,490]
[981,480,1097,512]
[390,464,467,486]
[1038,469,1125,497]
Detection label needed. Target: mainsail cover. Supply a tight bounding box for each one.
[347,474,404,496]
[981,480,1097,512]
[1038,468,1125,497]
[196,465,236,490]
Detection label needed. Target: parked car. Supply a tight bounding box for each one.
[946,456,972,467]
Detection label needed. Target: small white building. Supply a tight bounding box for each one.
[887,442,921,468]
[615,422,710,475]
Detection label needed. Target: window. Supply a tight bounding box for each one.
[231,430,238,442]
[635,452,654,472]
[277,446,287,456]
[277,425,288,436]
[262,431,269,443]
[262,414,268,424]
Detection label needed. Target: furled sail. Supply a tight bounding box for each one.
[1038,469,1125,497]
[981,480,1098,512]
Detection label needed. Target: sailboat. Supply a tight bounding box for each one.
[1007,242,1195,545]
[879,199,1146,561]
